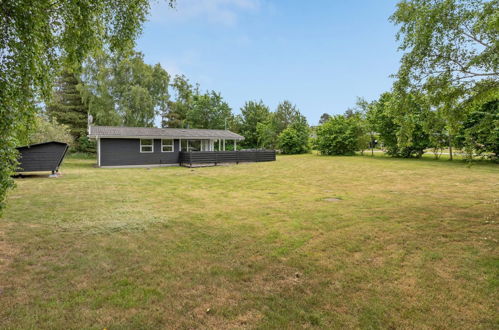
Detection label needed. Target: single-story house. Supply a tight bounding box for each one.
[88,125,254,167]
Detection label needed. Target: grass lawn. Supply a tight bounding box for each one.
[1,154,498,329]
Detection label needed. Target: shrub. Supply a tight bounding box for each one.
[278,125,309,154]
[28,116,74,146]
[316,115,363,155]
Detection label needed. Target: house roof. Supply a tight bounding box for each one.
[88,125,245,140]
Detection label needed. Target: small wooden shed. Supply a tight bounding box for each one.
[16,141,68,174]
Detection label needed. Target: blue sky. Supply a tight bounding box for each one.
[136,0,402,126]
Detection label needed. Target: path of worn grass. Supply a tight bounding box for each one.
[1,155,498,329]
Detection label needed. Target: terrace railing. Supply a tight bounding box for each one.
[179,150,276,167]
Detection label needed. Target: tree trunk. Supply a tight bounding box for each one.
[448,135,453,161]
[371,133,374,156]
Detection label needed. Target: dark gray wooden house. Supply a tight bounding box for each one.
[88,125,275,167]
[16,141,68,173]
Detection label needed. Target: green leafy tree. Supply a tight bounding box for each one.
[273,100,303,135]
[352,97,374,155]
[237,101,271,148]
[391,0,498,93]
[369,93,400,155]
[80,52,121,126]
[390,0,498,160]
[1,0,175,211]
[81,51,170,127]
[256,120,276,149]
[28,116,74,146]
[278,118,310,154]
[46,69,89,149]
[163,75,196,128]
[114,53,169,127]
[460,99,499,161]
[316,115,359,155]
[256,100,308,149]
[370,92,430,158]
[423,110,448,159]
[186,91,233,129]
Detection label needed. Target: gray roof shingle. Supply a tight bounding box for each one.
[88,126,244,140]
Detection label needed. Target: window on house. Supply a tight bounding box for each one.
[161,139,173,152]
[140,139,153,153]
[181,140,202,151]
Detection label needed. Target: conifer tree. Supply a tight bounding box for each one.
[46,70,89,146]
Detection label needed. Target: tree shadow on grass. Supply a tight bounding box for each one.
[11,173,53,179]
[357,153,498,169]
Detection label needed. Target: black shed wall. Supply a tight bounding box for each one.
[16,142,68,172]
[100,138,180,166]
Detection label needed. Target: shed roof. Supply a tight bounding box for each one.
[16,141,68,150]
[88,126,244,140]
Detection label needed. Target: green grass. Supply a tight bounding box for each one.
[1,154,498,329]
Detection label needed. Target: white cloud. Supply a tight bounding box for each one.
[159,60,184,77]
[159,50,201,76]
[150,0,261,26]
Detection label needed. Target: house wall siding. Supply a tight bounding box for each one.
[100,138,180,166]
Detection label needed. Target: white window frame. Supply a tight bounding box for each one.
[161,139,174,152]
[140,139,154,153]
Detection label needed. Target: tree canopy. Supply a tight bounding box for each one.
[388,0,498,159]
[81,51,170,127]
[316,115,363,156]
[237,101,271,148]
[391,0,498,93]
[255,101,309,150]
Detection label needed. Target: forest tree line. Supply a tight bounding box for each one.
[40,50,310,154]
[39,0,498,161]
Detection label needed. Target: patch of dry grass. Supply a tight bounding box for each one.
[0,154,498,328]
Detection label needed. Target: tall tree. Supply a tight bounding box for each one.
[81,51,170,127]
[369,92,430,158]
[278,116,310,154]
[79,51,121,126]
[0,0,176,211]
[353,97,374,155]
[460,98,499,161]
[237,100,271,148]
[113,53,169,127]
[163,75,195,128]
[273,100,303,135]
[46,69,88,145]
[186,91,233,129]
[390,0,498,159]
[256,101,308,149]
[163,75,234,130]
